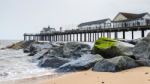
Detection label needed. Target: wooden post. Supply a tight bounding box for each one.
[77,34,78,42]
[33,36,36,41]
[57,35,59,41]
[123,31,125,39]
[29,36,31,41]
[114,32,118,39]
[24,35,26,41]
[108,32,111,38]
[66,34,68,41]
[103,32,105,37]
[43,36,45,41]
[63,34,65,41]
[93,33,95,42]
[70,34,72,41]
[95,33,97,41]
[51,35,53,41]
[89,33,91,42]
[80,33,82,42]
[73,34,75,42]
[49,35,51,41]
[97,33,99,39]
[141,29,145,37]
[60,35,62,41]
[132,31,134,40]
[87,33,89,42]
[55,34,58,41]
[107,32,109,38]
[84,33,86,42]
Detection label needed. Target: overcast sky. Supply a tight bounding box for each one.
[0,0,150,40]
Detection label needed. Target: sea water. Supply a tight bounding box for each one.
[0,40,55,81]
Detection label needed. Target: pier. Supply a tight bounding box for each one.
[24,23,150,42]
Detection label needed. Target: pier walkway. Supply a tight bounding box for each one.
[24,23,150,42]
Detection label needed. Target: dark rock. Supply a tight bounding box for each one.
[27,43,52,56]
[47,46,64,57]
[0,48,6,50]
[38,57,69,68]
[32,49,49,62]
[133,37,150,60]
[92,59,116,72]
[136,59,150,66]
[57,54,103,72]
[132,32,150,66]
[92,56,138,72]
[44,42,91,59]
[7,40,35,50]
[0,72,8,77]
[62,42,91,59]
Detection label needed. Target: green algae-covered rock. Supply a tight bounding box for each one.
[92,38,134,58]
[94,37,116,49]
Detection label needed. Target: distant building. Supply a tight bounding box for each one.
[113,12,150,27]
[78,18,112,30]
[40,26,56,34]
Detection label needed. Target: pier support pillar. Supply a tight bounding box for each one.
[123,31,125,39]
[95,33,97,41]
[103,32,105,37]
[70,34,72,41]
[80,33,82,42]
[93,33,95,42]
[89,33,91,42]
[141,29,145,38]
[101,32,103,37]
[73,34,75,42]
[87,33,89,42]
[77,34,78,42]
[63,34,65,41]
[24,35,26,41]
[84,33,86,42]
[66,34,68,41]
[132,31,134,40]
[29,36,31,41]
[97,33,100,39]
[114,32,118,39]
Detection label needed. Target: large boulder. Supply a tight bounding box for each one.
[38,56,69,68]
[92,56,138,72]
[62,42,91,59]
[47,46,64,57]
[37,42,91,60]
[27,42,52,56]
[132,33,150,66]
[133,35,150,60]
[7,40,35,50]
[136,59,150,66]
[57,54,103,72]
[92,38,134,58]
[32,49,50,62]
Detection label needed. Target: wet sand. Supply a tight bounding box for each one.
[38,67,150,84]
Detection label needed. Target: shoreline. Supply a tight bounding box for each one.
[38,67,150,84]
[1,67,150,84]
[0,73,64,84]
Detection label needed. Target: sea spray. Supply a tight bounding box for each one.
[0,40,55,81]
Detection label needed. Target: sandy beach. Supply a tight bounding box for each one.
[37,67,150,84]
